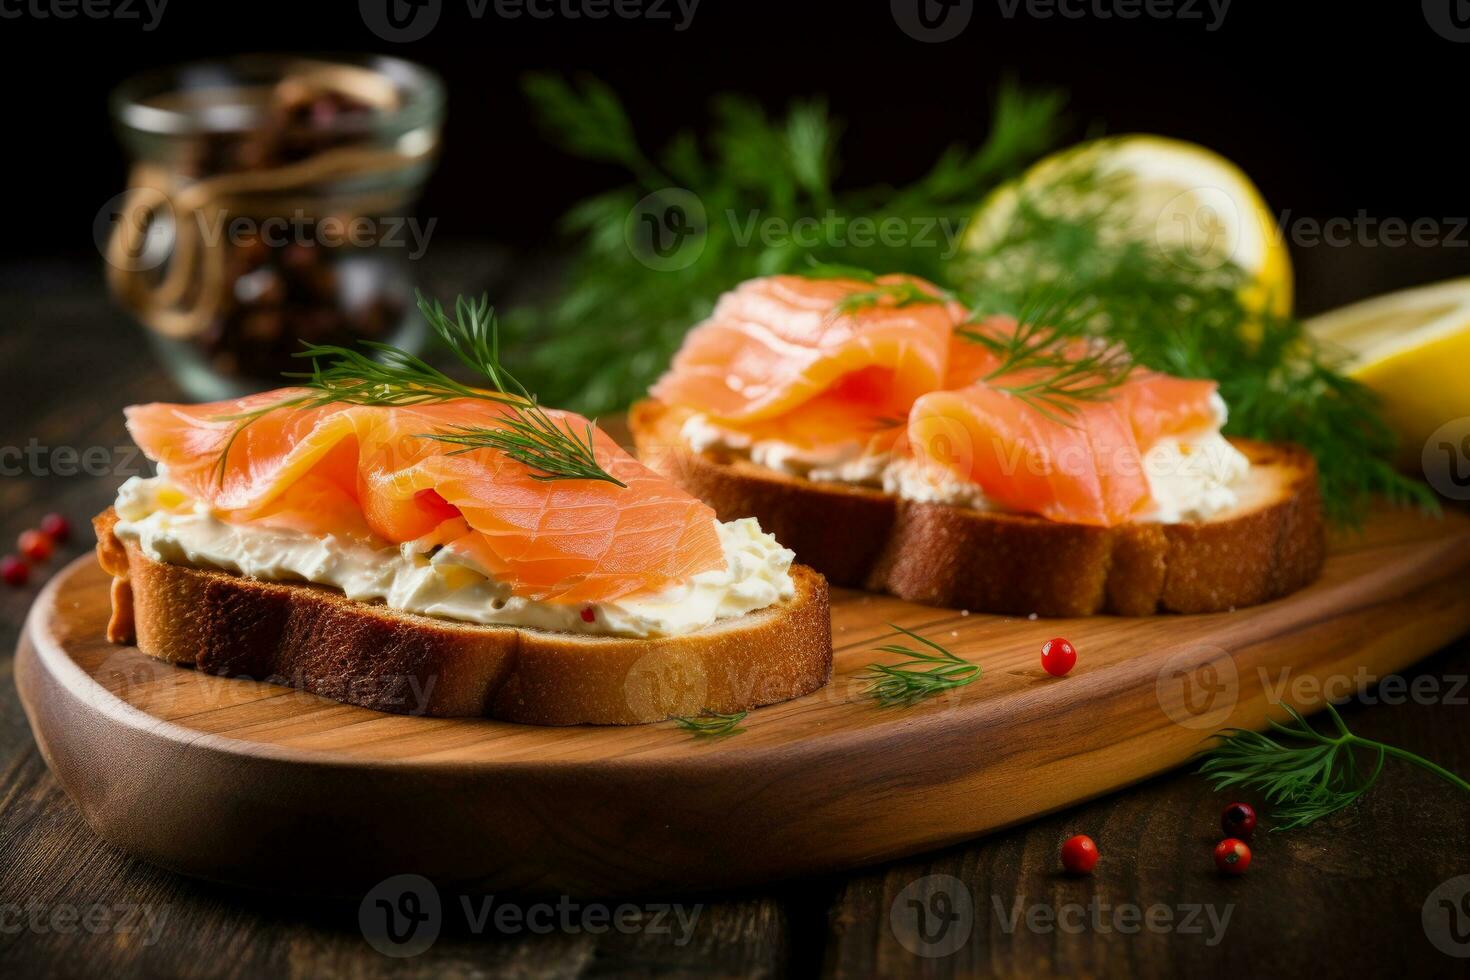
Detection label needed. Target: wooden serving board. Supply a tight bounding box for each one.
[15,506,1470,896]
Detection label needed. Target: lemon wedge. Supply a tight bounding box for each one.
[964,135,1293,317]
[1306,278,1470,465]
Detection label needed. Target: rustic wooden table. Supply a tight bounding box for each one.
[1,258,1468,978]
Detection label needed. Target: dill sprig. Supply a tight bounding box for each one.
[405,295,625,486]
[860,623,982,707]
[1198,702,1470,831]
[671,710,748,738]
[210,292,625,488]
[832,281,950,318]
[794,259,953,318]
[960,287,1135,422]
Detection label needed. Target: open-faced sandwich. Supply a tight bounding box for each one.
[94,296,831,724]
[631,273,1325,616]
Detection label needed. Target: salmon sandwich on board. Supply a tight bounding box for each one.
[631,271,1324,617]
[93,295,831,725]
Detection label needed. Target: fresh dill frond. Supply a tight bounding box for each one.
[1197,702,1470,831]
[860,623,982,708]
[797,260,880,282]
[408,295,626,486]
[210,292,626,488]
[959,285,1135,422]
[793,257,954,318]
[831,280,950,318]
[671,710,748,738]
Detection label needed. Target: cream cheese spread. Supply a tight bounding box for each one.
[112,474,795,639]
[681,390,1250,524]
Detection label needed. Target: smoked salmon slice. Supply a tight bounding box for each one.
[125,390,725,603]
[651,274,964,451]
[907,368,1224,527]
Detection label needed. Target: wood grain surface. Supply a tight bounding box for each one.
[15,503,1470,899]
[3,259,1470,978]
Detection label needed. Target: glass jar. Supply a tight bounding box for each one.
[104,54,444,399]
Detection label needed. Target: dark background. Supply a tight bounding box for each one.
[2,8,1469,978]
[1,0,1466,313]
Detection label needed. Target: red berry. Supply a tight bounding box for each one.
[1041,637,1077,677]
[1221,802,1257,838]
[18,530,53,563]
[580,607,596,623]
[1214,838,1252,875]
[1060,834,1099,874]
[40,513,70,543]
[1,555,28,588]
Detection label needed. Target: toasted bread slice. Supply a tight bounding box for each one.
[93,509,832,725]
[629,399,1326,616]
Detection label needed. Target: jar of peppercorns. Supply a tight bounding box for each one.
[103,54,444,398]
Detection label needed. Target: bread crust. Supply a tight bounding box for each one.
[630,399,1326,616]
[93,510,832,725]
